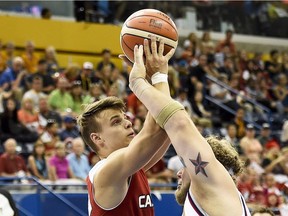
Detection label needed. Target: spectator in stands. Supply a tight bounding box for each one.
[39,119,60,157]
[215,29,236,56]
[75,61,97,92]
[108,68,127,99]
[21,41,39,74]
[86,82,106,103]
[262,146,288,177]
[0,97,38,144]
[48,77,74,115]
[2,42,15,69]
[234,107,246,139]
[70,81,90,114]
[175,88,194,118]
[0,56,26,92]
[257,123,273,147]
[59,115,79,142]
[264,49,281,82]
[187,54,208,100]
[280,120,288,146]
[44,46,59,75]
[199,31,215,55]
[183,32,200,57]
[41,7,52,19]
[22,75,47,110]
[27,140,50,181]
[218,56,239,80]
[254,78,276,111]
[281,51,288,76]
[126,92,142,115]
[62,64,80,83]
[0,188,19,216]
[273,73,288,114]
[48,142,80,183]
[66,137,90,181]
[167,66,180,98]
[191,90,212,119]
[263,173,281,195]
[38,96,62,128]
[251,207,275,216]
[96,48,116,79]
[0,138,29,178]
[225,123,241,154]
[33,59,55,94]
[17,98,40,134]
[240,124,263,164]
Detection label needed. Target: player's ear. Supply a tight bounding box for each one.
[90,133,105,147]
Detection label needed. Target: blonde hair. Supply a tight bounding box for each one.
[206,136,244,177]
[77,96,126,153]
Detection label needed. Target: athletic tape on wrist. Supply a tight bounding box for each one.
[155,101,184,128]
[129,77,151,98]
[151,72,168,85]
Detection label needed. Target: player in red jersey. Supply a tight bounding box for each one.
[77,36,174,216]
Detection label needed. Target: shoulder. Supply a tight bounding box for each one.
[88,159,106,183]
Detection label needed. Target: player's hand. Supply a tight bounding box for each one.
[129,45,146,83]
[144,35,175,78]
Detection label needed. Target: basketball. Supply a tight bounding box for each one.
[120,9,178,63]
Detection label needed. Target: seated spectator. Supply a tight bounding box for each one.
[257,123,273,147]
[175,88,194,118]
[262,147,288,180]
[234,107,246,139]
[0,97,38,144]
[38,96,62,128]
[264,49,281,82]
[39,119,60,157]
[0,138,29,179]
[48,142,81,184]
[70,81,90,114]
[66,138,90,181]
[240,124,263,165]
[62,64,80,83]
[21,41,39,74]
[85,82,106,103]
[0,56,26,92]
[2,42,15,69]
[215,29,236,56]
[43,46,59,75]
[59,115,79,142]
[17,98,41,134]
[225,123,241,154]
[273,73,288,114]
[27,140,50,181]
[32,59,55,94]
[96,49,116,79]
[191,90,212,119]
[22,75,47,110]
[48,77,74,115]
[75,62,99,92]
[0,188,19,216]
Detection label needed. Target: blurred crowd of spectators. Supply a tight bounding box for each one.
[0,28,287,214]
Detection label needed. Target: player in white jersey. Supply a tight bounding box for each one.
[128,42,251,215]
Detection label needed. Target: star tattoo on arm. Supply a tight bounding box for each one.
[190,152,209,177]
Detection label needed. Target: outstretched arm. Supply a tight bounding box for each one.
[129,45,243,214]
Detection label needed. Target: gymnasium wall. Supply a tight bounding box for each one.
[0,15,123,69]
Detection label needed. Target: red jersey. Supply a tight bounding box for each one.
[87,159,154,216]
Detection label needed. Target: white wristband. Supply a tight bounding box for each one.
[151,72,168,85]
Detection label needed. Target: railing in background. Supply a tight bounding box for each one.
[205,74,272,129]
[0,177,87,216]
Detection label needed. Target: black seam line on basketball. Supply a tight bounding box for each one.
[126,15,178,39]
[127,14,177,32]
[122,33,174,49]
[124,26,178,42]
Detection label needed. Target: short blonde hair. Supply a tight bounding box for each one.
[77,96,126,153]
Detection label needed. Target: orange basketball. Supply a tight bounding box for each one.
[120,9,178,63]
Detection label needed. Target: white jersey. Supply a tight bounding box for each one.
[183,190,251,216]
